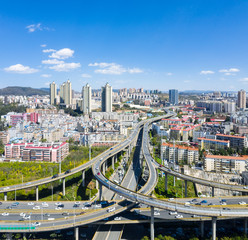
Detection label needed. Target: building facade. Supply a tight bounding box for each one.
[50,81,57,105]
[102,83,112,112]
[238,89,246,110]
[82,83,92,114]
[169,89,179,105]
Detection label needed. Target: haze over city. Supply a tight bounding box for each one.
[1,0,248,91]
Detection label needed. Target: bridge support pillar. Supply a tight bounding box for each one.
[200,221,204,239]
[212,187,214,197]
[244,218,247,236]
[95,179,99,189]
[102,162,106,175]
[4,192,7,201]
[74,227,79,240]
[185,180,188,197]
[82,170,85,187]
[99,183,103,201]
[112,156,115,170]
[6,233,12,240]
[165,173,168,192]
[63,178,66,196]
[212,217,217,240]
[150,206,154,240]
[36,186,39,201]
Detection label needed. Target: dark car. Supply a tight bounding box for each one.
[64,170,71,174]
[73,204,80,208]
[62,212,69,216]
[52,174,59,179]
[58,204,64,208]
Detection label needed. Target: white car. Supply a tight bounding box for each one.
[169,211,177,215]
[107,207,115,212]
[24,215,30,220]
[114,217,121,220]
[28,202,34,206]
[55,202,62,206]
[82,207,88,210]
[168,198,175,201]
[175,214,183,219]
[55,207,62,210]
[32,222,41,227]
[3,187,9,190]
[42,202,49,207]
[2,212,9,216]
[221,202,227,205]
[20,212,26,217]
[239,201,246,205]
[33,206,40,210]
[75,201,80,205]
[154,211,160,216]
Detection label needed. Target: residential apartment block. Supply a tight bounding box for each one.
[5,142,69,162]
[204,154,248,173]
[198,138,230,150]
[161,141,199,164]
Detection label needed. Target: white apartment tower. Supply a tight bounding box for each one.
[238,89,246,110]
[82,83,92,114]
[50,81,57,105]
[102,82,112,112]
[60,80,72,105]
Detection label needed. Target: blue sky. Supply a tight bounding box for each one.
[1,0,248,91]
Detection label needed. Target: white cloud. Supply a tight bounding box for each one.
[200,70,215,75]
[184,80,191,83]
[4,64,38,74]
[26,23,42,32]
[42,59,64,65]
[41,44,47,48]
[49,62,81,72]
[166,72,173,76]
[219,68,240,75]
[44,82,50,86]
[49,48,74,59]
[41,74,52,78]
[239,78,248,82]
[43,49,56,53]
[81,73,92,78]
[89,62,143,75]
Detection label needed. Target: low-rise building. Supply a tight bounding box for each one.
[5,142,69,162]
[198,138,230,150]
[204,154,248,173]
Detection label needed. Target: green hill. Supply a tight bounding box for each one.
[0,86,49,96]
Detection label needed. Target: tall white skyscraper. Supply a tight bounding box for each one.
[50,81,57,105]
[101,82,112,112]
[82,83,92,114]
[60,80,72,105]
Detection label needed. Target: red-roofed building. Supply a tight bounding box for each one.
[204,154,248,173]
[216,134,247,149]
[198,138,230,150]
[161,140,199,164]
[5,142,69,162]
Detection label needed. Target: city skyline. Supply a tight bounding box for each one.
[1,1,248,91]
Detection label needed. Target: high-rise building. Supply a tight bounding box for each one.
[50,81,57,105]
[224,101,236,113]
[60,80,72,105]
[102,83,112,112]
[169,89,179,105]
[82,83,92,114]
[238,89,246,109]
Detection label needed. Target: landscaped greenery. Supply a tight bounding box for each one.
[154,170,195,198]
[0,145,107,200]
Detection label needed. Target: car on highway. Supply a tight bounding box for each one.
[24,215,30,220]
[0,202,2,205]
[168,198,175,201]
[169,211,177,215]
[28,202,34,206]
[52,174,59,179]
[32,222,41,227]
[2,212,9,216]
[3,187,9,190]
[58,204,64,208]
[55,207,62,210]
[100,158,103,161]
[223,207,231,210]
[62,212,69,216]
[97,172,100,175]
[42,202,49,207]
[114,217,121,220]
[64,169,71,174]
[239,201,246,205]
[200,200,207,204]
[20,212,26,217]
[107,207,115,212]
[55,202,62,206]
[44,213,50,217]
[244,186,248,189]
[154,211,160,216]
[110,148,113,150]
[175,214,183,219]
[33,206,40,210]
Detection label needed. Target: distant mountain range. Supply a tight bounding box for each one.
[0,87,49,96]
